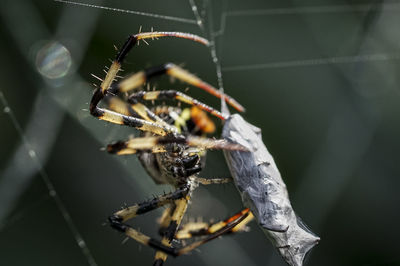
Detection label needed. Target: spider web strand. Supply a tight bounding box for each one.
[213,2,400,36]
[0,90,97,266]
[54,0,197,24]
[188,0,229,114]
[222,53,400,71]
[189,0,204,30]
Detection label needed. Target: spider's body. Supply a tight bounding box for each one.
[138,107,209,186]
[90,31,253,265]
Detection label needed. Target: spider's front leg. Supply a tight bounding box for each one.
[114,62,244,112]
[89,31,213,136]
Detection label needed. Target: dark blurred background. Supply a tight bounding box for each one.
[1,0,399,265]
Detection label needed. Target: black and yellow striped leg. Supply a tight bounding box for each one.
[90,32,209,135]
[157,205,175,235]
[104,95,174,130]
[128,90,227,120]
[90,83,177,136]
[175,208,254,240]
[109,185,189,227]
[106,135,247,155]
[149,209,250,257]
[113,63,245,112]
[109,189,191,266]
[109,189,189,266]
[153,197,190,266]
[196,177,232,185]
[91,79,178,136]
[90,101,175,136]
[112,205,249,261]
[154,207,174,266]
[95,31,209,97]
[110,190,250,262]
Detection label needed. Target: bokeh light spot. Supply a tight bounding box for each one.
[35,41,72,79]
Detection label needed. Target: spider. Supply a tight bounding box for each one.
[89,31,255,266]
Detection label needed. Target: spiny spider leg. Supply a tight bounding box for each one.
[128,90,227,120]
[109,191,250,259]
[196,177,232,185]
[154,205,175,265]
[155,209,250,257]
[112,63,244,112]
[153,197,189,266]
[108,183,191,266]
[175,208,254,240]
[90,105,175,136]
[104,96,174,129]
[98,31,209,96]
[110,185,189,225]
[106,135,248,155]
[90,32,210,135]
[158,206,175,231]
[91,84,178,136]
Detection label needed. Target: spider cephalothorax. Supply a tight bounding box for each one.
[138,106,215,186]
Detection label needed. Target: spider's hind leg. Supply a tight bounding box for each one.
[153,197,189,266]
[108,184,192,266]
[175,208,254,240]
[154,208,250,257]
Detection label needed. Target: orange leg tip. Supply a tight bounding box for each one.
[228,99,246,112]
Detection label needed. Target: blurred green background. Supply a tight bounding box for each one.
[1,0,399,265]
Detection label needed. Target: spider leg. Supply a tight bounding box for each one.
[153,197,189,266]
[150,208,250,258]
[110,185,189,224]
[128,90,227,120]
[112,202,249,260]
[90,103,175,136]
[112,63,244,112]
[109,184,250,264]
[106,135,247,155]
[90,32,209,134]
[108,184,191,266]
[175,208,254,240]
[153,206,174,266]
[91,83,178,136]
[98,31,209,96]
[196,177,232,185]
[105,96,174,129]
[158,205,175,232]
